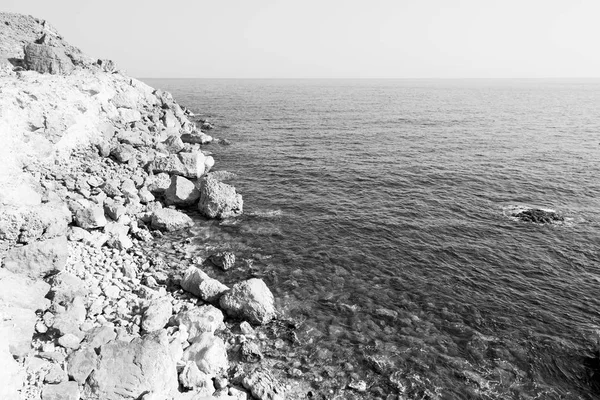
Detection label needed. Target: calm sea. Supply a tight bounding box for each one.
[144,78,600,399]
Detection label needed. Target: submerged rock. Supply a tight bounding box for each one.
[513,208,564,224]
[210,252,235,271]
[242,368,285,400]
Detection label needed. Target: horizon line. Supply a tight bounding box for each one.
[138,76,600,81]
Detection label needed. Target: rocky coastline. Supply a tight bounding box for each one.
[0,13,293,400]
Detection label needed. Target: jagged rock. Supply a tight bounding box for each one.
[146,173,171,194]
[119,107,142,123]
[152,152,210,179]
[219,279,275,325]
[67,346,98,384]
[104,200,126,221]
[0,305,37,356]
[150,208,193,231]
[141,298,173,333]
[138,186,155,204]
[163,135,185,153]
[44,363,67,384]
[52,296,86,338]
[165,175,200,206]
[163,110,179,129]
[101,179,122,198]
[210,252,235,271]
[84,325,117,349]
[83,331,178,399]
[181,332,228,376]
[3,235,68,278]
[242,368,285,400]
[74,206,107,229]
[48,271,86,305]
[513,208,564,224]
[58,333,82,350]
[0,268,50,310]
[0,340,24,398]
[24,42,74,74]
[198,175,243,219]
[180,267,229,303]
[104,221,132,250]
[67,226,92,242]
[117,130,152,147]
[240,341,263,363]
[173,305,225,340]
[41,381,80,400]
[120,179,139,202]
[0,202,71,243]
[179,361,214,394]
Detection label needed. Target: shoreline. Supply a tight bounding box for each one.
[0,12,298,400]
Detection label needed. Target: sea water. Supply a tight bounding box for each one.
[144,78,600,399]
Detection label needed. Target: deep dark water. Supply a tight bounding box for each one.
[144,78,600,399]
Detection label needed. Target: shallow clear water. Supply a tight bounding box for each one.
[144,78,600,399]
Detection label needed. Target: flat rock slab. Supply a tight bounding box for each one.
[3,235,68,278]
[84,331,178,399]
[151,208,193,232]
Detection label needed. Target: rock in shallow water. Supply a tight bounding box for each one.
[242,368,285,400]
[198,175,243,219]
[219,278,276,325]
[150,208,193,231]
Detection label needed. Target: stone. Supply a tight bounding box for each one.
[104,221,133,250]
[150,208,193,231]
[52,296,86,337]
[180,267,229,303]
[83,331,178,399]
[163,110,179,129]
[242,368,285,400]
[163,135,185,154]
[74,206,107,229]
[146,173,171,194]
[138,186,155,204]
[0,268,50,310]
[219,279,276,325]
[44,363,67,384]
[117,130,152,147]
[179,361,214,393]
[41,381,80,400]
[119,108,142,123]
[104,285,120,299]
[24,43,74,74]
[104,200,126,220]
[3,235,68,278]
[0,340,25,398]
[152,152,208,179]
[240,341,263,363]
[102,179,122,198]
[141,298,173,333]
[173,305,225,341]
[198,176,243,219]
[58,333,82,350]
[84,325,117,349]
[210,252,235,271]
[181,332,228,376]
[111,143,137,163]
[48,271,87,305]
[67,346,98,384]
[165,175,200,206]
[67,226,91,242]
[181,133,213,145]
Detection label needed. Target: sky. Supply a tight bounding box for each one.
[3,0,600,79]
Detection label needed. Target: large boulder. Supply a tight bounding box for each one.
[181,332,228,377]
[198,176,243,219]
[83,331,178,399]
[0,305,37,356]
[150,208,193,232]
[173,305,225,340]
[164,175,200,206]
[180,267,229,303]
[0,268,50,311]
[219,279,275,325]
[74,206,107,229]
[23,42,74,74]
[3,235,68,278]
[152,152,211,179]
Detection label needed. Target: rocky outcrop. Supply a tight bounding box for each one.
[24,42,74,74]
[198,175,243,219]
[512,208,564,224]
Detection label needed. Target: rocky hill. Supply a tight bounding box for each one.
[0,13,287,400]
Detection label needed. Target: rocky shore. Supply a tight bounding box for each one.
[0,13,290,400]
